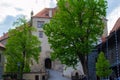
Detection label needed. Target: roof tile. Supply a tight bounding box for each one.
[0,43,5,48]
[110,17,120,33]
[33,8,56,18]
[0,33,8,41]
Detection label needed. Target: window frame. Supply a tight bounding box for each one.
[37,21,44,28]
[39,31,43,38]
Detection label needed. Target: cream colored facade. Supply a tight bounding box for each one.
[30,7,108,79]
[30,8,84,79]
[23,72,48,80]
[31,17,63,72]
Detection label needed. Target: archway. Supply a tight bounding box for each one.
[45,58,51,69]
[71,70,84,80]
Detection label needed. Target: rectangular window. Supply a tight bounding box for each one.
[39,46,41,51]
[35,75,39,80]
[37,21,44,28]
[0,54,1,62]
[39,31,43,38]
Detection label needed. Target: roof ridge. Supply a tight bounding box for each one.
[110,17,120,33]
[0,43,5,48]
[33,7,56,18]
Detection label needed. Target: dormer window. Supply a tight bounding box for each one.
[45,13,49,16]
[37,21,44,28]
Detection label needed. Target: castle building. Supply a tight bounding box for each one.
[31,6,108,79]
[0,6,108,80]
[31,7,63,72]
[31,7,84,78]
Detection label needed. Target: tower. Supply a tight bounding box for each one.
[49,0,56,8]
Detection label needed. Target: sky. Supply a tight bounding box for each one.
[0,0,120,36]
[0,0,57,36]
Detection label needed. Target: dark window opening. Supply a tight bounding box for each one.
[37,21,44,28]
[35,75,39,80]
[45,58,51,69]
[75,72,79,76]
[39,31,43,38]
[42,75,45,80]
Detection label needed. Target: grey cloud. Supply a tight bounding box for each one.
[15,7,23,11]
[0,3,11,7]
[0,14,23,36]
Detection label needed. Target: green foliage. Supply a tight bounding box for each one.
[96,52,112,78]
[44,0,107,69]
[5,16,40,72]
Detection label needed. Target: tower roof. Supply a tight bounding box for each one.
[33,8,56,18]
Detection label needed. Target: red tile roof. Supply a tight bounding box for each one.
[0,8,56,41]
[0,43,5,49]
[110,17,120,33]
[33,8,56,18]
[0,33,8,41]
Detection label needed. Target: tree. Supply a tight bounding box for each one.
[44,0,107,75]
[96,52,112,79]
[5,16,40,79]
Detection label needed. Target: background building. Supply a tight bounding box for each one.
[97,17,120,80]
[31,7,85,79]
[0,7,108,80]
[0,43,5,80]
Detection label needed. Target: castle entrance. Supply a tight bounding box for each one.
[45,58,51,69]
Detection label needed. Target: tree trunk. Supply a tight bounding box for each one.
[20,50,25,80]
[78,54,88,77]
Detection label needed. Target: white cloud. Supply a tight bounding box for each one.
[107,6,120,34]
[0,0,39,22]
[0,0,57,23]
[0,0,57,36]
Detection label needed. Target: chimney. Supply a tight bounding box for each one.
[30,10,34,26]
[49,9,52,17]
[3,33,5,36]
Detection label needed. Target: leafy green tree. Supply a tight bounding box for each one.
[5,16,40,79]
[96,52,112,79]
[44,0,107,75]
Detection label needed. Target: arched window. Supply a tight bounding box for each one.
[45,58,51,69]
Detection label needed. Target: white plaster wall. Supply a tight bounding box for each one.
[32,16,84,78]
[63,62,84,78]
[32,18,52,71]
[32,17,64,72]
[23,73,46,80]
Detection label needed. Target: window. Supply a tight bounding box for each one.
[37,21,44,28]
[0,54,1,62]
[39,31,43,38]
[39,46,41,51]
[35,75,39,80]
[42,76,45,80]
